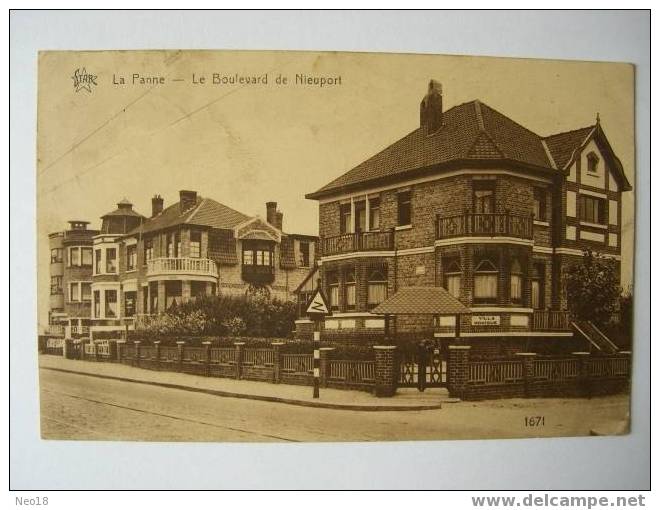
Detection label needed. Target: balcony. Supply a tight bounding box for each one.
[436,212,533,241]
[146,257,218,279]
[321,230,394,257]
[532,310,571,331]
[242,264,275,284]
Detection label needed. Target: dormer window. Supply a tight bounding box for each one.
[587,152,599,174]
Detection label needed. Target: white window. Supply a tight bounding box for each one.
[345,268,356,310]
[106,248,117,273]
[69,247,80,266]
[70,283,79,302]
[105,290,117,318]
[474,259,498,303]
[190,231,201,258]
[367,269,388,308]
[327,272,340,311]
[81,282,92,301]
[81,247,92,266]
[444,260,462,299]
[510,258,523,303]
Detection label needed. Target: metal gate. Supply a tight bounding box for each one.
[397,341,447,391]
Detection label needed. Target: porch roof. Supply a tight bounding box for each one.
[371,286,470,316]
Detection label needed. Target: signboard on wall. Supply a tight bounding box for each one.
[471,315,501,326]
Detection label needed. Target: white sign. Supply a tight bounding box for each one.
[306,289,331,316]
[471,315,500,326]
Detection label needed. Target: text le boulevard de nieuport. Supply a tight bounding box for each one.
[112,72,342,88]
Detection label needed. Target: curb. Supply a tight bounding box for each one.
[40,366,445,412]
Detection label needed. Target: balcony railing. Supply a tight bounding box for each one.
[45,325,65,336]
[532,310,571,331]
[436,212,534,240]
[147,257,218,278]
[321,230,394,257]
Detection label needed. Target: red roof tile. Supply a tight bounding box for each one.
[371,286,470,315]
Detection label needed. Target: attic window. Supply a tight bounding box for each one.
[587,152,599,174]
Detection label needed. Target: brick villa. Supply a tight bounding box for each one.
[298,80,631,352]
[47,191,316,335]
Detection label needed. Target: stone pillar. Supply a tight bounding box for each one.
[202,341,212,377]
[79,339,87,361]
[271,342,285,383]
[515,352,537,397]
[234,342,245,379]
[157,281,166,313]
[182,280,192,303]
[107,340,118,361]
[153,341,161,370]
[573,351,591,398]
[319,347,335,388]
[134,340,141,368]
[373,346,397,397]
[63,338,74,359]
[116,340,126,362]
[447,345,471,399]
[177,341,186,372]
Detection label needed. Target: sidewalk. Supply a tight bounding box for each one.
[39,355,455,411]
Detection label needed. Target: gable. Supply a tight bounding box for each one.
[235,217,281,242]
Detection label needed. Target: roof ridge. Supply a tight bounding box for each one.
[543,124,596,140]
[185,197,207,223]
[473,100,485,131]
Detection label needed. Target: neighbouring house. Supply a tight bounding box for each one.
[299,80,631,354]
[46,191,317,335]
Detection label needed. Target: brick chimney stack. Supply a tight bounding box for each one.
[151,194,164,217]
[275,211,283,231]
[420,80,443,134]
[266,201,277,226]
[179,190,197,213]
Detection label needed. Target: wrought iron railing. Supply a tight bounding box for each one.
[46,325,65,336]
[320,230,394,256]
[436,212,533,240]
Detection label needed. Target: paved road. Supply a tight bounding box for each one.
[39,368,630,442]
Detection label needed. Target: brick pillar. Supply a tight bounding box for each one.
[447,345,471,399]
[573,351,591,398]
[157,281,166,313]
[116,340,126,362]
[63,338,73,359]
[271,342,284,383]
[234,342,245,379]
[202,341,212,377]
[79,339,87,361]
[515,352,537,397]
[177,341,186,372]
[153,341,161,370]
[134,341,141,368]
[93,341,100,362]
[107,340,118,361]
[319,347,335,388]
[373,346,397,397]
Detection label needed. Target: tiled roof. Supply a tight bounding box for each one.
[208,230,238,265]
[127,197,250,236]
[371,286,470,315]
[306,100,607,199]
[543,125,595,169]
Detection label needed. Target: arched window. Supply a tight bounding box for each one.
[474,259,498,303]
[327,272,339,310]
[344,268,356,310]
[367,268,388,309]
[510,258,523,304]
[444,260,462,299]
[587,152,599,174]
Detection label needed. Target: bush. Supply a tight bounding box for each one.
[135,294,297,339]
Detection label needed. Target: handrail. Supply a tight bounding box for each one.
[436,212,533,240]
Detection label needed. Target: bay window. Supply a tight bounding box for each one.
[190,230,201,258]
[367,268,388,309]
[106,248,117,273]
[327,272,339,311]
[126,245,137,271]
[105,290,117,318]
[81,282,92,301]
[510,258,523,304]
[474,259,498,303]
[93,291,100,318]
[344,268,356,310]
[443,260,462,299]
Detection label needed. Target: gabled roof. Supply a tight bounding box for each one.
[127,197,250,236]
[306,99,631,199]
[371,286,470,315]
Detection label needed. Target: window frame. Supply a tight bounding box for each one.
[105,247,117,274]
[509,258,523,304]
[298,241,310,267]
[579,195,606,225]
[587,152,600,174]
[326,271,340,311]
[369,197,381,231]
[367,268,388,309]
[50,248,63,264]
[473,180,496,214]
[126,244,137,271]
[397,190,412,227]
[50,276,63,295]
[344,268,357,311]
[533,188,547,221]
[474,258,499,304]
[105,289,118,318]
[443,260,462,299]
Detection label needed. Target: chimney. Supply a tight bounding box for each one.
[179,190,197,213]
[420,80,443,134]
[266,201,277,226]
[275,211,283,231]
[151,194,164,217]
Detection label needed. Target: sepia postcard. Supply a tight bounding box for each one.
[37,49,635,443]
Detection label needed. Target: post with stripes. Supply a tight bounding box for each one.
[305,280,331,399]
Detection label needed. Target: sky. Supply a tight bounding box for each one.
[37,50,635,327]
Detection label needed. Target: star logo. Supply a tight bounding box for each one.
[71,67,98,93]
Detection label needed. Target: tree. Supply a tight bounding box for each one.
[564,250,621,325]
